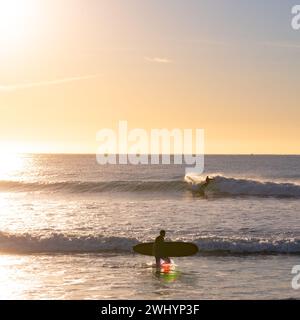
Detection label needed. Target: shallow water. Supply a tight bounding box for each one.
[0,253,298,300]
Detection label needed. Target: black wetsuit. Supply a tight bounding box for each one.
[203,177,213,189]
[153,235,165,266]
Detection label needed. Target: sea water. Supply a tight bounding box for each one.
[0,154,299,299]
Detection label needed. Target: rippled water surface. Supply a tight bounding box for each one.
[0,154,299,299]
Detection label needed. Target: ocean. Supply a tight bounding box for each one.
[0,154,300,299]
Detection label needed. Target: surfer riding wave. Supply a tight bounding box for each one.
[187,175,214,194]
[203,176,214,188]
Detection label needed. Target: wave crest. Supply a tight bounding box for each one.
[185,175,300,198]
[1,175,300,198]
[1,232,300,255]
[194,236,300,254]
[0,232,138,253]
[0,180,186,194]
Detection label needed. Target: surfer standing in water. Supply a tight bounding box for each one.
[153,230,171,267]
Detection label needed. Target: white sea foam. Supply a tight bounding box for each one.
[0,231,138,253]
[185,175,300,198]
[193,236,300,254]
[1,176,300,198]
[1,232,300,255]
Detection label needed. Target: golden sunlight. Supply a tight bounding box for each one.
[0,151,24,180]
[0,0,38,46]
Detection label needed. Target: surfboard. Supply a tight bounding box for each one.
[133,242,198,257]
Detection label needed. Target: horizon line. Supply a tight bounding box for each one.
[10,152,300,156]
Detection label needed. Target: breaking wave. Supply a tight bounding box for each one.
[194,236,300,254]
[185,175,300,198]
[1,175,300,198]
[1,232,300,255]
[0,232,139,254]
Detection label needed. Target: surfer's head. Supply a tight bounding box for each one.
[160,230,166,237]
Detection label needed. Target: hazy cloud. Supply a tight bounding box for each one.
[260,41,300,49]
[0,74,102,92]
[144,57,173,64]
[184,39,227,47]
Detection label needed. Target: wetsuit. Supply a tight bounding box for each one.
[153,235,166,266]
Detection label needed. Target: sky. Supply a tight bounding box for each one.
[0,0,299,154]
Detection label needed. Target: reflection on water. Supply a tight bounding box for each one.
[154,269,181,283]
[0,153,27,180]
[152,260,181,283]
[0,253,299,299]
[0,255,36,299]
[0,154,299,299]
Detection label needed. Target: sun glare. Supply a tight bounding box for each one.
[0,152,24,180]
[0,0,38,46]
